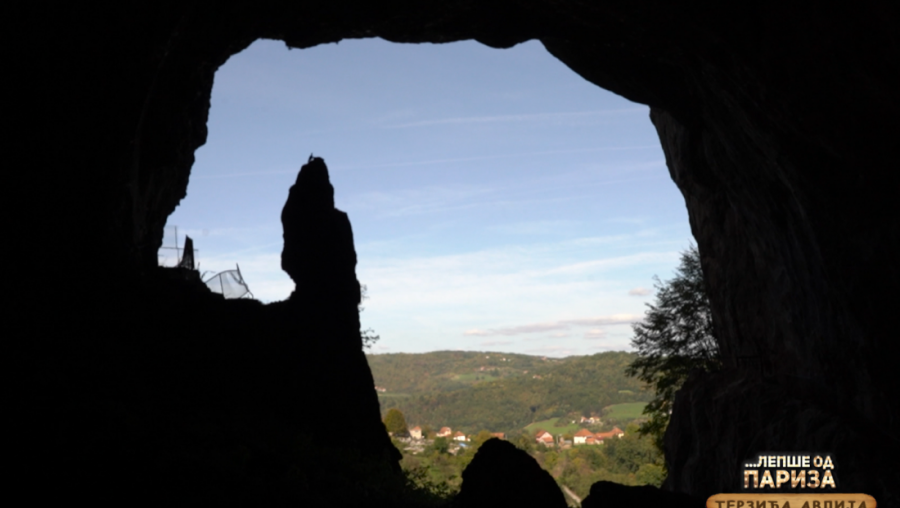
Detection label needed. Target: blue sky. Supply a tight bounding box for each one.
[160,38,693,357]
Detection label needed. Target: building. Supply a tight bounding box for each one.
[409,426,422,440]
[453,431,468,442]
[594,426,625,443]
[580,416,601,424]
[534,429,554,446]
[573,428,595,445]
[436,427,453,438]
[490,432,505,440]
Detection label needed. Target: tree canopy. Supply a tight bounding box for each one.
[384,408,409,436]
[626,245,721,451]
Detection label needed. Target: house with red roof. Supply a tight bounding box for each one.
[490,432,505,440]
[409,426,423,440]
[436,427,452,438]
[594,426,625,443]
[453,431,468,442]
[573,428,595,445]
[534,429,554,446]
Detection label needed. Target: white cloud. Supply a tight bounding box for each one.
[465,314,640,337]
[546,252,677,276]
[583,329,607,340]
[562,315,643,326]
[466,322,566,336]
[629,287,652,296]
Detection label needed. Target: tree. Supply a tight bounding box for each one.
[508,430,535,454]
[384,408,409,436]
[636,463,666,487]
[359,284,380,349]
[429,437,450,455]
[471,430,495,450]
[626,245,721,452]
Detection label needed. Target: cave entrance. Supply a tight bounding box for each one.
[160,37,693,358]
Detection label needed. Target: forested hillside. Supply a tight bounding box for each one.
[366,351,558,395]
[368,351,652,434]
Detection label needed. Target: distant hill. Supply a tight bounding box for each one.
[366,351,558,395]
[366,351,652,435]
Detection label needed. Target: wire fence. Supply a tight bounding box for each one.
[158,226,253,299]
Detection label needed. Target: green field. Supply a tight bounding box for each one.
[524,417,581,436]
[602,402,647,420]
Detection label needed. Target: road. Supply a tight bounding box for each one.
[561,484,582,506]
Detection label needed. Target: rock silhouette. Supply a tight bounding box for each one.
[581,481,704,508]
[453,438,567,508]
[10,0,900,505]
[281,155,360,309]
[280,155,364,361]
[279,155,401,464]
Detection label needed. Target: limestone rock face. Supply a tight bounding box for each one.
[454,438,567,508]
[11,0,900,504]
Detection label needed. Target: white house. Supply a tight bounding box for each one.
[573,428,594,445]
[409,426,423,440]
[534,430,554,446]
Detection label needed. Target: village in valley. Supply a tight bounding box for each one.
[390,416,626,455]
[371,352,648,459]
[372,353,664,495]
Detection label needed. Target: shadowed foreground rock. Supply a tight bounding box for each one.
[582,481,705,508]
[279,155,401,467]
[454,439,567,508]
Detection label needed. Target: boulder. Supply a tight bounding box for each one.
[454,438,567,508]
[581,481,704,508]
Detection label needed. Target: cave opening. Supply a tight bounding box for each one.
[160,37,693,358]
[17,3,899,503]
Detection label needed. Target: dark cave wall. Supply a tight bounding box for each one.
[13,0,900,503]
